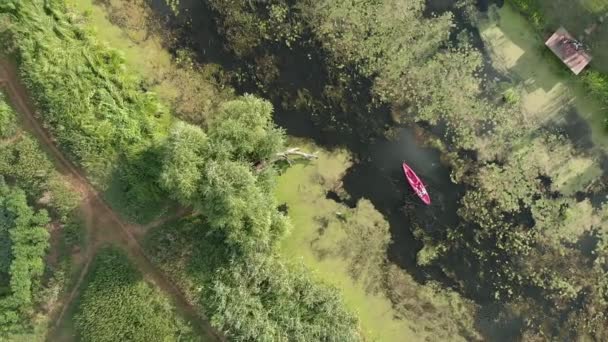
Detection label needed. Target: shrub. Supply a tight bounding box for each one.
[75,247,193,342]
[508,0,545,29]
[0,182,49,334]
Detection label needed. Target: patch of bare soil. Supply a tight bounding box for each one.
[0,59,222,342]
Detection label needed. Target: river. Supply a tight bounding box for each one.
[146,0,475,282]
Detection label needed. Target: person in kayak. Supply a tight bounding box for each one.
[416,187,428,198]
[402,162,431,205]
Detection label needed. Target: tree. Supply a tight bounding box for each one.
[197,160,285,253]
[299,0,453,78]
[203,253,360,342]
[208,94,285,164]
[160,121,209,204]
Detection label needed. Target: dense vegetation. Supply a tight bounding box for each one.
[200,0,608,339]
[5,0,608,339]
[2,1,361,340]
[0,182,49,334]
[1,0,171,221]
[147,216,360,341]
[75,247,193,342]
[0,93,79,338]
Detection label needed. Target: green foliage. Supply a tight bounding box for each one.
[0,182,49,334]
[208,94,285,163]
[0,96,17,139]
[2,2,360,340]
[206,255,360,341]
[0,93,78,338]
[1,0,170,221]
[160,121,209,204]
[75,247,194,342]
[508,0,545,29]
[297,0,518,150]
[0,94,78,220]
[206,0,303,56]
[581,70,608,112]
[197,160,284,253]
[176,0,608,338]
[0,0,20,13]
[147,218,361,341]
[502,87,521,104]
[416,134,608,339]
[299,0,453,78]
[0,134,78,220]
[161,95,288,254]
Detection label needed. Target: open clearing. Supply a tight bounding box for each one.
[480,5,607,193]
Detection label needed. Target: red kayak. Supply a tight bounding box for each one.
[402,163,431,205]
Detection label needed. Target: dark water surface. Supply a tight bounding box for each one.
[340,127,462,270]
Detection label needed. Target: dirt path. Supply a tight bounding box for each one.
[0,59,223,342]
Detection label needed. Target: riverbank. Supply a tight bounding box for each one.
[276,139,480,341]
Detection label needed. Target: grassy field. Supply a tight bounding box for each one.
[517,0,608,73]
[480,5,606,193]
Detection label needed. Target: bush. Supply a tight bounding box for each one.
[0,97,80,219]
[75,247,194,342]
[0,96,17,139]
[581,70,608,116]
[147,218,361,342]
[204,255,360,341]
[0,182,50,334]
[508,0,545,29]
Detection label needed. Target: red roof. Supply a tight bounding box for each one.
[545,27,592,75]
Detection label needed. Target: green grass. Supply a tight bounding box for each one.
[74,247,196,342]
[66,0,232,125]
[66,0,173,87]
[509,0,608,72]
[275,141,418,341]
[482,5,608,148]
[275,139,480,342]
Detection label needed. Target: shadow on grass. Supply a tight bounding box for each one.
[103,144,174,225]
